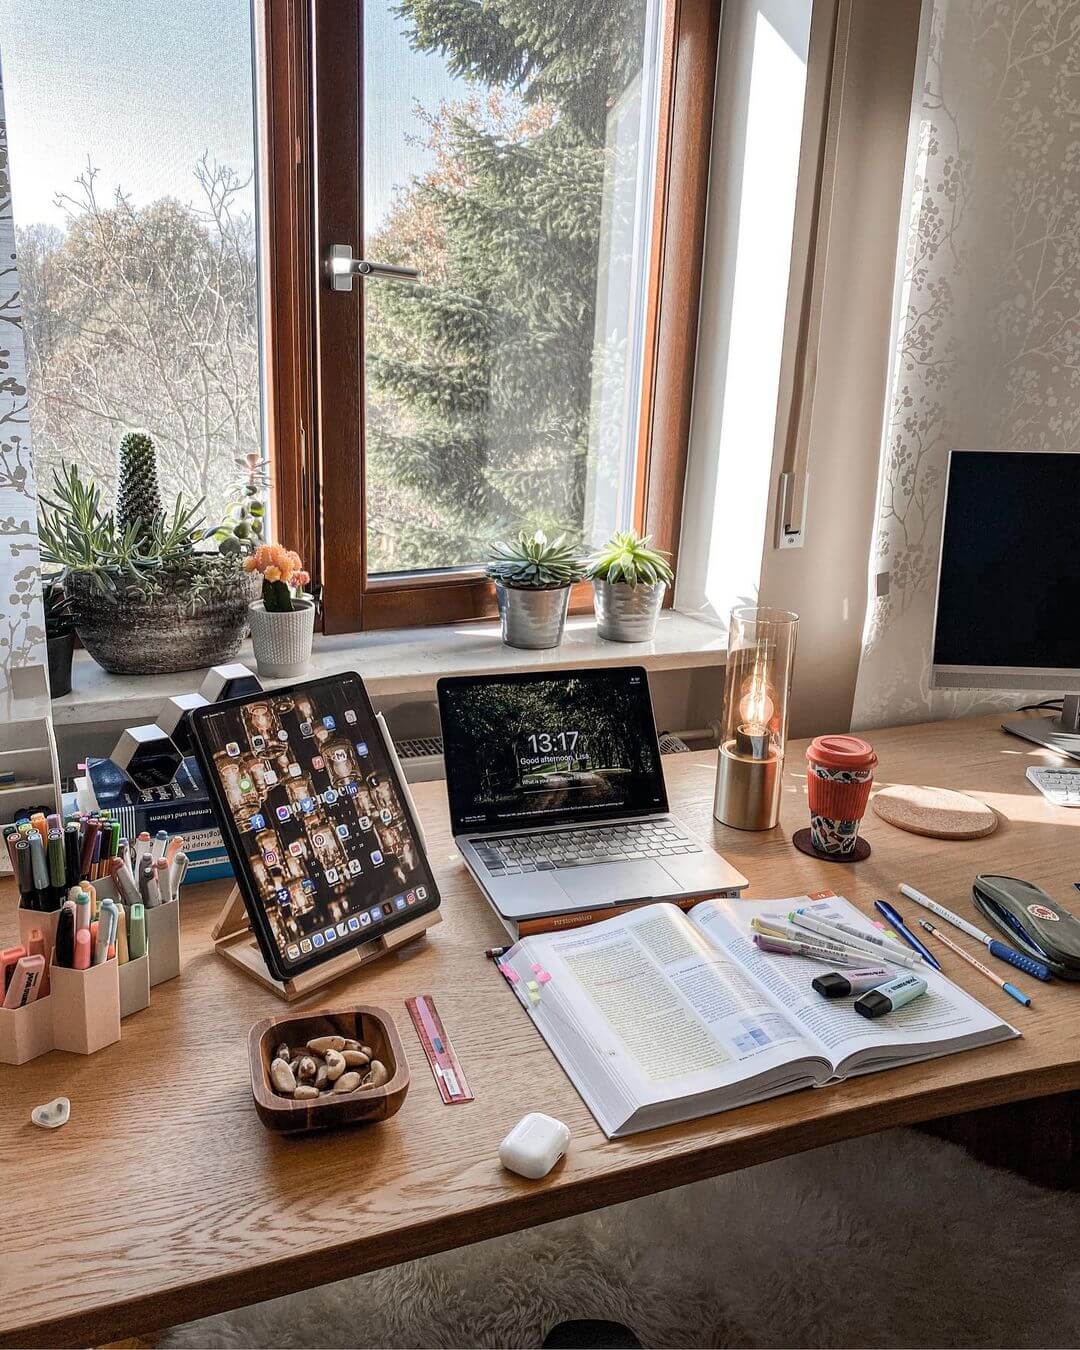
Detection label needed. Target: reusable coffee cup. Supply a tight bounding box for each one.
[804,734,877,856]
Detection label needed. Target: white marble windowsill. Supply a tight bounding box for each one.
[50,611,727,727]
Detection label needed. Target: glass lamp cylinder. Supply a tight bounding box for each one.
[713,607,798,830]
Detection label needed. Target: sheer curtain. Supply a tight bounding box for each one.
[852,0,1080,730]
[0,52,47,700]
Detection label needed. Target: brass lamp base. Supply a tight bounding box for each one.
[713,741,783,831]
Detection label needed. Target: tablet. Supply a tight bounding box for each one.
[190,671,440,982]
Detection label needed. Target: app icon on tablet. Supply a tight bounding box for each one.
[380,808,392,824]
[325,866,339,883]
[347,916,360,932]
[336,920,348,936]
[359,912,371,927]
[289,763,302,778]
[226,742,240,757]
[312,755,325,771]
[300,938,312,953]
[264,769,278,785]
[252,735,266,750]
[337,823,350,839]
[348,858,362,875]
[370,849,383,866]
[249,813,266,831]
[323,715,337,731]
[288,840,304,857]
[300,721,313,737]
[276,805,291,821]
[355,741,369,757]
[262,849,278,866]
[301,878,316,893]
[277,729,289,741]
[312,932,325,948]
[416,886,427,900]
[287,944,299,959]
[345,710,357,724]
[359,815,371,831]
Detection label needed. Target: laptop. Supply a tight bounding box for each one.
[437,666,748,926]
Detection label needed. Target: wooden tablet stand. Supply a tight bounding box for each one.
[211,887,441,1002]
[210,710,440,1003]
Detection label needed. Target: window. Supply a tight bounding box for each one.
[360,0,663,576]
[2,0,264,528]
[271,0,719,631]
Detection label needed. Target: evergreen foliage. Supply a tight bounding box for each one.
[365,0,647,572]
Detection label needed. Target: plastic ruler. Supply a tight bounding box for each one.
[405,993,473,1104]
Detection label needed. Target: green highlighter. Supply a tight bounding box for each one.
[128,902,147,961]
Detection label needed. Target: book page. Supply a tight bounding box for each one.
[689,895,1016,1071]
[506,903,826,1108]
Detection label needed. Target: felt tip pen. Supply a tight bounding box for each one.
[73,929,92,971]
[128,903,147,962]
[55,904,76,969]
[872,900,941,972]
[916,918,1032,1007]
[752,916,887,968]
[899,884,1052,982]
[789,908,921,969]
[94,900,118,965]
[151,829,169,862]
[854,972,928,1019]
[752,932,879,967]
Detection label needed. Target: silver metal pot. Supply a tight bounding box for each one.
[495,582,571,649]
[593,579,666,642]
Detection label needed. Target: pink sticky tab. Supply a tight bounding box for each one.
[531,963,543,974]
[537,970,552,984]
[499,963,520,983]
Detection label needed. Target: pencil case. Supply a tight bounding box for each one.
[972,874,1080,980]
[50,955,121,1055]
[0,987,53,1064]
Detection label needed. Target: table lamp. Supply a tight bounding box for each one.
[713,606,798,830]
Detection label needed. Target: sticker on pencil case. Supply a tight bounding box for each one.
[1028,904,1058,921]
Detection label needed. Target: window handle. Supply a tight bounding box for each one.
[326,244,419,292]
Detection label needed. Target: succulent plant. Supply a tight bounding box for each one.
[587,529,673,587]
[485,528,584,589]
[115,431,163,547]
[216,451,270,555]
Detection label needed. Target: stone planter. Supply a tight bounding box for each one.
[248,597,315,678]
[593,579,666,642]
[495,582,571,650]
[67,563,256,676]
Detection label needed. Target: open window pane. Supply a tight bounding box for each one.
[362,0,663,576]
[1,0,263,529]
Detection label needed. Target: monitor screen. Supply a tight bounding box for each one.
[437,667,667,833]
[933,450,1080,674]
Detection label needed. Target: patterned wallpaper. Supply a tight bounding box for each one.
[853,0,1080,728]
[0,55,46,699]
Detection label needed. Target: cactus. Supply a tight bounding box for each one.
[116,431,163,547]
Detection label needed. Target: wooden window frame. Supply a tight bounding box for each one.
[260,0,720,635]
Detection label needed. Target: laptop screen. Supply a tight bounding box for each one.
[437,666,668,834]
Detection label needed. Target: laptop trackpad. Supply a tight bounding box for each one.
[557,860,674,906]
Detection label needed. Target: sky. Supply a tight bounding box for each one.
[0,0,470,234]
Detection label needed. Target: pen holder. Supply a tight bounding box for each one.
[49,957,121,1055]
[18,905,60,952]
[118,952,151,1019]
[95,879,182,990]
[0,990,54,1064]
[146,900,181,986]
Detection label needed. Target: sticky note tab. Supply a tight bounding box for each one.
[499,963,520,984]
[537,970,552,984]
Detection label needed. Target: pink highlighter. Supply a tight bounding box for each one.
[2,954,45,1009]
[73,930,92,971]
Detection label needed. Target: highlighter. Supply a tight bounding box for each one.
[115,904,129,965]
[74,889,91,937]
[854,972,928,1020]
[128,903,147,961]
[55,903,76,969]
[26,927,50,998]
[812,966,892,999]
[0,945,27,994]
[73,929,92,971]
[2,954,44,1009]
[94,900,118,966]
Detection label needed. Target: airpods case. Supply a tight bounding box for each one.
[498,1112,570,1180]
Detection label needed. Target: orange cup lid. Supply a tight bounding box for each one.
[806,734,877,771]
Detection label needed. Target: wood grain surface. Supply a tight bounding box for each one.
[3,713,1080,1347]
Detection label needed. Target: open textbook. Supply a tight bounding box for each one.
[499,893,1019,1137]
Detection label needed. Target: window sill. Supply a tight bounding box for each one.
[51,611,726,728]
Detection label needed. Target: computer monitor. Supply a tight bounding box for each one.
[931,449,1080,759]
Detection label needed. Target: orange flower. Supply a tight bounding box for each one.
[265,565,282,583]
[295,570,310,589]
[242,556,257,573]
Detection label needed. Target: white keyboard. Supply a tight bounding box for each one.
[1026,765,1080,807]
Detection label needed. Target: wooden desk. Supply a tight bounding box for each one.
[3,713,1079,1347]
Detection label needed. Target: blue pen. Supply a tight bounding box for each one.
[873,899,942,972]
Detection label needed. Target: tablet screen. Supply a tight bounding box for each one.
[193,673,438,975]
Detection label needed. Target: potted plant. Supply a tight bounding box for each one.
[37,433,257,676]
[244,544,314,678]
[587,529,673,642]
[485,529,584,650]
[43,575,75,697]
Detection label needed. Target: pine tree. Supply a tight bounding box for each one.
[364,0,647,572]
[116,430,163,546]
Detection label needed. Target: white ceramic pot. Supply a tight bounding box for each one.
[247,597,315,678]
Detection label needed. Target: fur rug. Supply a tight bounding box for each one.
[161,1128,1080,1348]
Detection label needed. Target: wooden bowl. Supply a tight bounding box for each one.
[248,1004,409,1133]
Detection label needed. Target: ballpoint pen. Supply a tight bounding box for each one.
[873,899,941,971]
[917,918,1031,1007]
[899,884,1052,982]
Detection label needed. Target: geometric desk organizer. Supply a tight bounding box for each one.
[0,883,183,1065]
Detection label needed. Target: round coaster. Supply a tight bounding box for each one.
[871,784,998,840]
[792,827,871,863]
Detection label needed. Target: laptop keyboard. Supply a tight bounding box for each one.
[470,820,702,875]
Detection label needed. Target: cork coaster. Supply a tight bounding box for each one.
[872,784,998,839]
